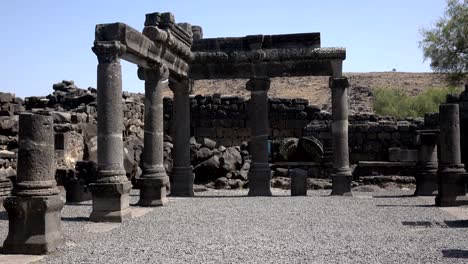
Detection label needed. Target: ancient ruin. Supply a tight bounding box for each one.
[3,113,64,254]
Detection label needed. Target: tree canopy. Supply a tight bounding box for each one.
[420,0,467,79]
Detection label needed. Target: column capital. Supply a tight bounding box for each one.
[169,77,192,94]
[92,41,126,64]
[137,65,169,82]
[329,76,350,89]
[246,78,270,92]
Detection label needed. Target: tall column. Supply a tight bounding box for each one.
[137,66,170,206]
[414,130,439,196]
[3,113,64,254]
[169,77,194,196]
[89,41,132,222]
[435,103,468,206]
[330,77,352,196]
[247,78,272,196]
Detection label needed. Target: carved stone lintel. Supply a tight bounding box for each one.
[92,41,126,64]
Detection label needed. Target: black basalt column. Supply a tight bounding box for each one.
[169,77,194,197]
[247,78,272,196]
[330,77,352,196]
[414,130,439,196]
[89,41,132,222]
[3,113,64,255]
[137,66,170,206]
[435,103,468,206]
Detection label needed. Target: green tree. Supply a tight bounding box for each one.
[420,0,467,80]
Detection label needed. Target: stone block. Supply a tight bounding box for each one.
[290,168,308,196]
[2,195,64,254]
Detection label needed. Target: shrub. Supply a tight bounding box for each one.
[373,86,463,118]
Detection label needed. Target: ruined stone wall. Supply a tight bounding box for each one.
[162,94,423,162]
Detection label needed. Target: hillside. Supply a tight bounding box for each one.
[162,72,454,113]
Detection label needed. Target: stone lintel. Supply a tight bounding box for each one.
[95,23,189,77]
[190,59,340,80]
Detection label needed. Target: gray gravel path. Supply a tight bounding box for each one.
[1,188,468,263]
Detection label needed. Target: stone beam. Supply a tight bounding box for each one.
[95,22,190,77]
[190,49,345,79]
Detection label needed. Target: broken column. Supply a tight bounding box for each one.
[90,41,132,222]
[247,78,272,196]
[414,130,439,196]
[290,168,308,196]
[137,66,170,206]
[435,103,468,206]
[169,77,194,196]
[330,77,352,196]
[3,113,64,254]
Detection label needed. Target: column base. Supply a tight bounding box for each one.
[414,171,438,196]
[137,176,169,207]
[89,181,132,222]
[248,163,272,196]
[435,167,468,207]
[331,168,353,196]
[3,195,64,255]
[170,167,194,197]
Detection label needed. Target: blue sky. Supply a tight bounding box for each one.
[1,0,447,98]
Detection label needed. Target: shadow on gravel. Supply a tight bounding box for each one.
[372,195,415,199]
[376,204,433,208]
[442,249,468,258]
[444,220,468,228]
[61,216,89,222]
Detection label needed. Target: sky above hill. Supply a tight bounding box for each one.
[1,0,448,98]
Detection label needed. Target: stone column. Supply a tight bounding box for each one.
[414,130,439,196]
[330,77,352,196]
[137,66,170,206]
[3,113,64,254]
[247,78,272,196]
[89,41,132,222]
[168,77,194,196]
[435,103,468,206]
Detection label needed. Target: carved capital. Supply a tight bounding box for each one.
[329,76,350,89]
[92,41,126,64]
[246,78,270,92]
[169,77,192,94]
[137,65,169,82]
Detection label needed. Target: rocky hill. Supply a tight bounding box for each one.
[160,72,453,114]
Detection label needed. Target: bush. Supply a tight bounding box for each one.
[373,86,463,118]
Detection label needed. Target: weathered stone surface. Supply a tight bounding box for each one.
[290,168,307,196]
[220,147,242,172]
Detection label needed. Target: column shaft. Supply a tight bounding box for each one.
[89,41,131,222]
[169,78,194,196]
[247,78,272,196]
[330,77,352,196]
[3,113,64,254]
[414,130,438,196]
[435,103,468,206]
[138,66,170,206]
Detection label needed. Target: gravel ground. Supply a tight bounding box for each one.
[1,187,468,264]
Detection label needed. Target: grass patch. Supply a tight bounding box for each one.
[373,86,463,118]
